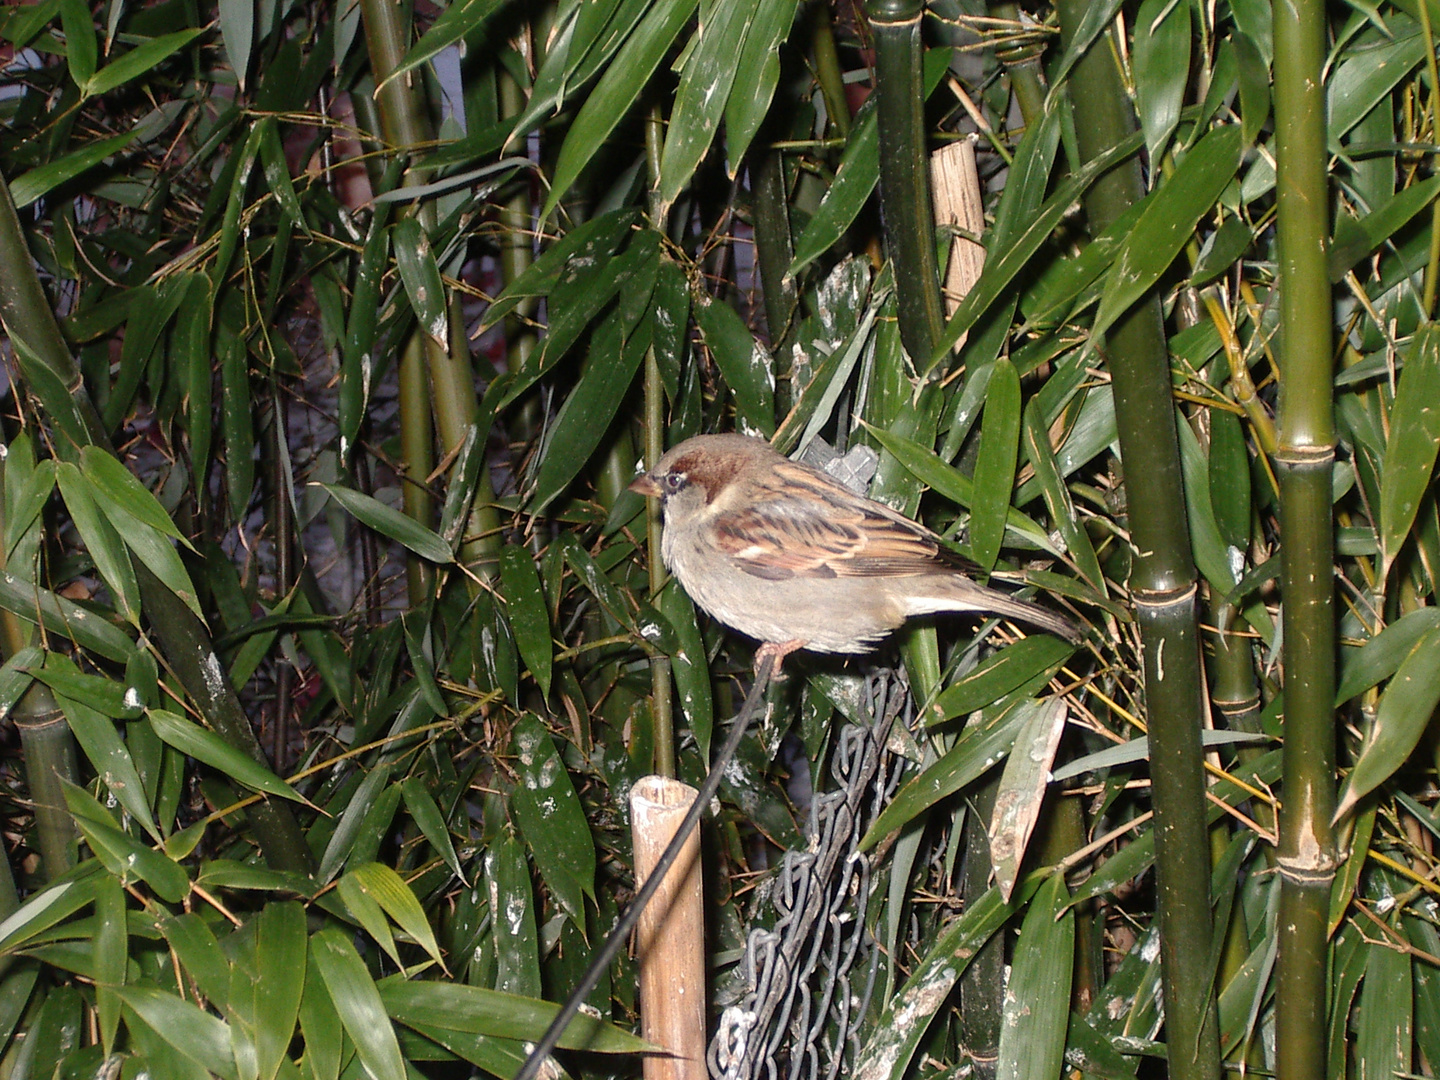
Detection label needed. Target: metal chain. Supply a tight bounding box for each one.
[709,670,909,1080]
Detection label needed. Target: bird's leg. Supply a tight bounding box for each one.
[754,639,806,677]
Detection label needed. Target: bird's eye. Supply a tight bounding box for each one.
[663,472,686,494]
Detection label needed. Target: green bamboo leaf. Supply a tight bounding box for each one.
[853,880,1036,1080]
[148,709,305,804]
[557,532,679,653]
[85,26,206,96]
[320,483,454,564]
[1356,930,1412,1080]
[1380,327,1440,573]
[498,544,553,700]
[529,316,649,513]
[59,0,97,88]
[989,699,1067,902]
[0,646,39,721]
[480,209,638,332]
[29,660,141,720]
[1330,177,1440,282]
[498,225,659,410]
[61,783,188,902]
[299,960,343,1080]
[218,0,253,89]
[1233,31,1271,146]
[656,0,759,215]
[101,496,204,620]
[930,635,1075,722]
[0,874,101,954]
[511,714,595,925]
[79,446,191,545]
[789,49,950,278]
[393,217,448,346]
[156,911,230,1009]
[694,292,774,436]
[861,700,1032,848]
[310,928,406,1080]
[220,332,255,513]
[7,131,139,208]
[94,872,125,1053]
[864,424,1062,555]
[336,867,399,966]
[379,979,652,1051]
[724,0,800,167]
[542,0,700,218]
[381,0,508,93]
[1021,401,1106,592]
[1177,415,1239,593]
[4,438,54,559]
[1091,125,1243,346]
[400,776,466,884]
[971,356,1021,574]
[1193,216,1254,288]
[346,862,446,971]
[1132,0,1190,171]
[196,860,316,896]
[0,571,136,663]
[657,579,713,758]
[1336,608,1440,704]
[255,117,307,235]
[1327,28,1425,147]
[54,462,141,626]
[929,126,1147,372]
[487,834,540,996]
[1337,624,1440,819]
[116,985,239,1078]
[55,676,159,839]
[317,762,392,883]
[995,873,1074,1080]
[1207,407,1252,552]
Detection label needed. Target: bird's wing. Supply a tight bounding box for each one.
[710,460,950,580]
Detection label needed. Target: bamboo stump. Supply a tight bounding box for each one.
[629,776,706,1080]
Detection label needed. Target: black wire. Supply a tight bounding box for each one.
[513,654,779,1080]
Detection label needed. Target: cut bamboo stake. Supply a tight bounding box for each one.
[929,137,987,319]
[630,776,706,1080]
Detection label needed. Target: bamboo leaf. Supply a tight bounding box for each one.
[310,928,407,1080]
[995,873,1074,1080]
[657,578,713,758]
[335,868,398,966]
[220,332,255,514]
[1021,400,1106,592]
[1091,125,1243,346]
[1380,326,1440,573]
[346,862,446,971]
[542,0,700,218]
[55,673,159,839]
[0,571,136,663]
[54,462,141,626]
[114,985,237,1078]
[400,776,466,884]
[1327,28,1425,147]
[59,0,97,88]
[487,833,540,996]
[1336,608,1440,704]
[218,0,254,89]
[656,0,759,215]
[393,216,448,346]
[723,0,800,167]
[378,979,652,1051]
[989,699,1068,902]
[79,446,192,546]
[148,709,305,804]
[85,27,207,96]
[498,544,553,701]
[1132,0,1190,171]
[61,783,188,902]
[7,131,139,208]
[320,484,454,564]
[382,0,508,92]
[862,700,1032,848]
[1335,624,1440,820]
[510,714,595,926]
[1208,406,1252,552]
[971,356,1021,574]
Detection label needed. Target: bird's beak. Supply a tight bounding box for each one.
[629,472,661,498]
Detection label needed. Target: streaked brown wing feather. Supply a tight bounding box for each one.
[712,461,950,580]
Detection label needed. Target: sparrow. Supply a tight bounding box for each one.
[629,433,1081,666]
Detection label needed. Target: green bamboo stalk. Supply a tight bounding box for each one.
[644,103,675,780]
[811,4,852,140]
[1270,0,1338,1064]
[1051,2,1220,1077]
[360,0,500,582]
[0,165,315,876]
[867,0,945,367]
